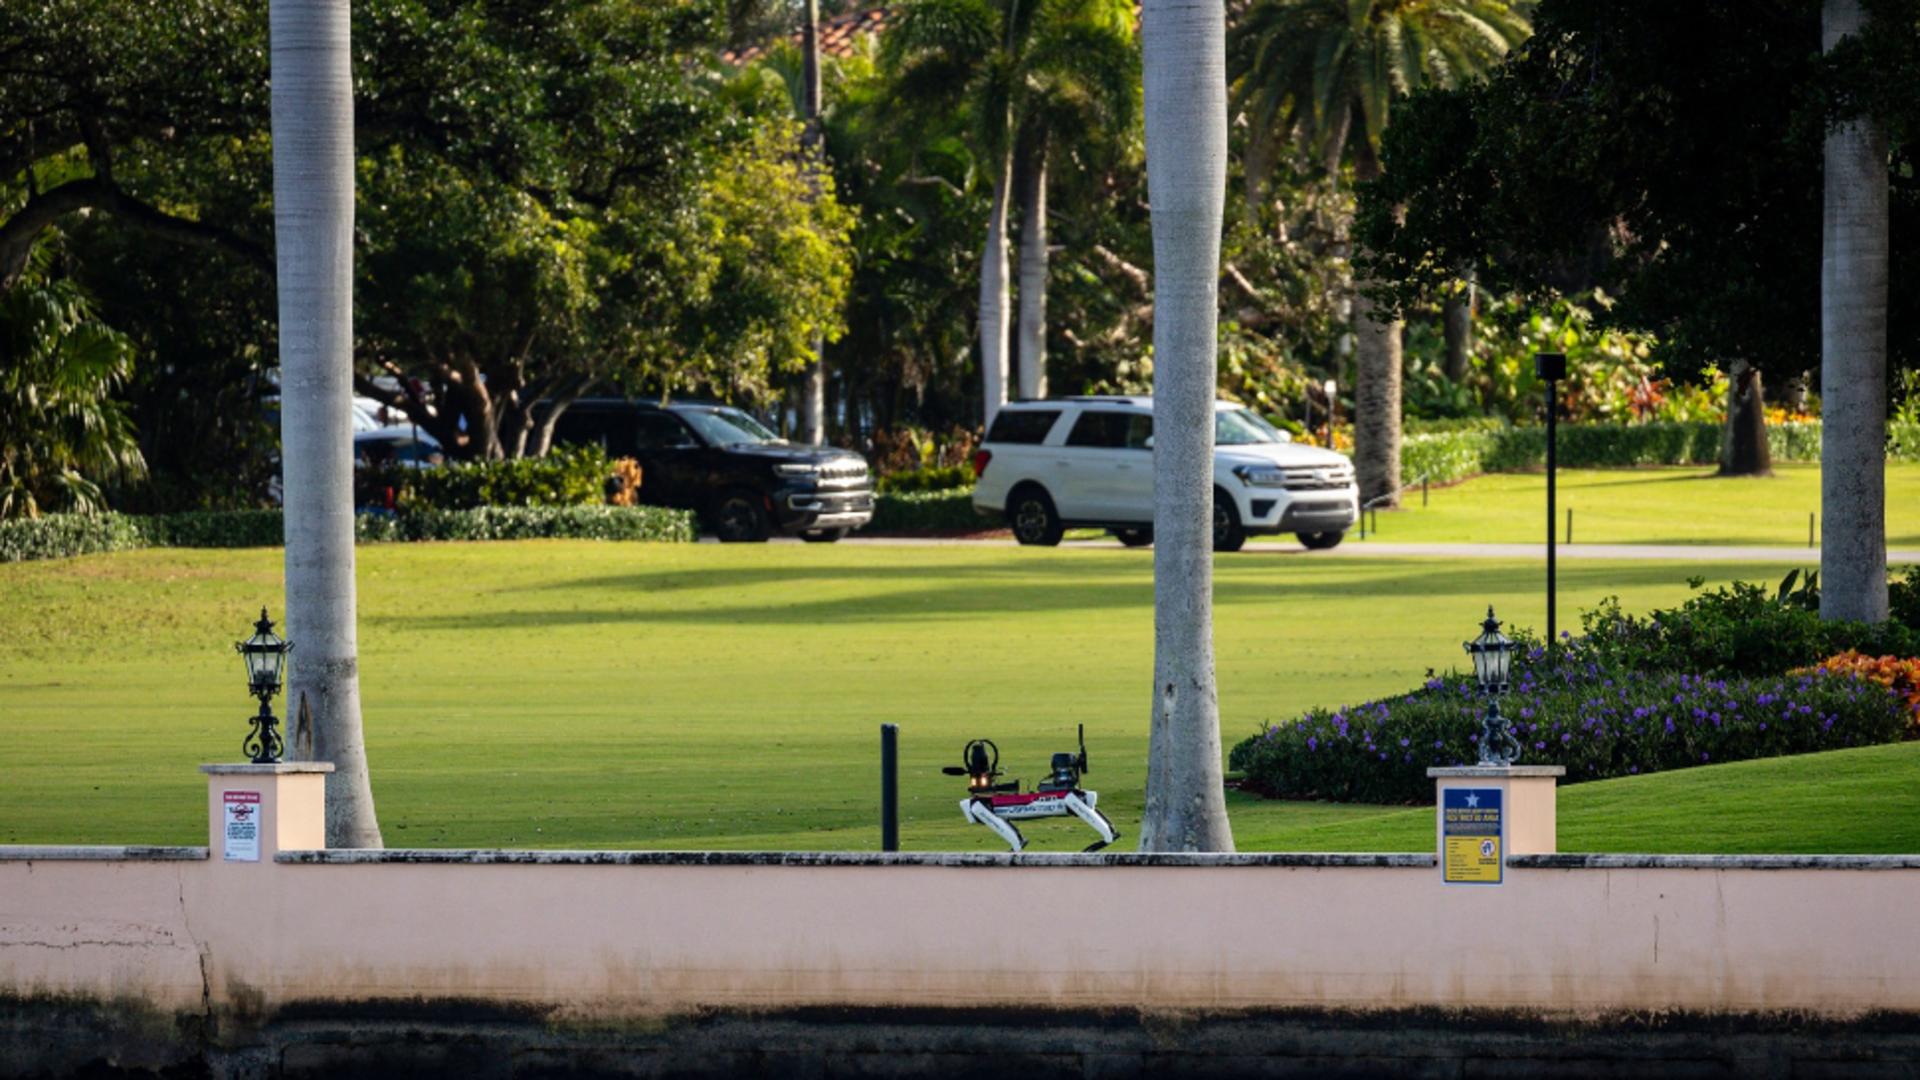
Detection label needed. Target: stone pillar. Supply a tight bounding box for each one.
[1427,765,1565,857]
[201,763,333,863]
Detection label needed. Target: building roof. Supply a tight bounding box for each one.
[721,7,891,67]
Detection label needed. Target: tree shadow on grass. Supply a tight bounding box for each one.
[370,562,1709,632]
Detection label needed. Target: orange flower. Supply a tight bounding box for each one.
[1794,651,1920,732]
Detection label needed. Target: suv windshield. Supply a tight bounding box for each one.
[676,407,780,446]
[1216,408,1287,446]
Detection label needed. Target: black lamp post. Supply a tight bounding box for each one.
[1534,352,1567,645]
[1463,606,1520,766]
[235,608,292,764]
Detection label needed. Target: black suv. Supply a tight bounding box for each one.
[550,398,873,542]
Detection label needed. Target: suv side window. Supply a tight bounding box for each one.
[1124,414,1153,450]
[634,412,697,450]
[550,407,611,452]
[986,409,1062,444]
[1065,410,1132,448]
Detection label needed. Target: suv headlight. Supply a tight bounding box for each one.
[775,463,819,477]
[1232,464,1287,487]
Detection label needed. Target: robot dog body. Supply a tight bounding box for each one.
[944,726,1120,853]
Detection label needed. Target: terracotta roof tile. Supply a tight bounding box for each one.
[722,6,891,66]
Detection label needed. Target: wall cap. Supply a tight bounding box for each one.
[1510,853,1920,871]
[278,849,1440,868]
[0,845,210,861]
[1427,765,1567,778]
[200,762,335,775]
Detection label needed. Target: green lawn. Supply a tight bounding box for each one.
[1354,462,1920,548]
[1231,741,1920,854]
[0,541,1907,853]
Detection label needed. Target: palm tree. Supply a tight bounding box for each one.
[1819,0,1890,622]
[0,244,145,519]
[1229,0,1528,506]
[799,0,829,445]
[1138,0,1234,853]
[272,0,382,847]
[886,0,1136,421]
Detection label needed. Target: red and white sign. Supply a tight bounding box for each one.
[223,790,261,862]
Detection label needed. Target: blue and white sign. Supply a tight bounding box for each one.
[1440,786,1503,885]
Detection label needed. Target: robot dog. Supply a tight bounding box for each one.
[942,725,1119,852]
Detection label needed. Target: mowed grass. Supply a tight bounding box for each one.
[0,541,1905,853]
[1353,462,1920,548]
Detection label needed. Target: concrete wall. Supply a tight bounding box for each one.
[4,846,1919,1023]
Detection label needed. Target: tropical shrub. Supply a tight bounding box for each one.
[1229,665,1909,805]
[867,425,978,476]
[1576,571,1920,679]
[0,246,147,518]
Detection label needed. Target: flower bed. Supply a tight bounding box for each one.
[1795,651,1920,732]
[1228,664,1910,805]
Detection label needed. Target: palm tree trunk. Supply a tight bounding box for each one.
[1016,134,1049,401]
[271,0,382,848]
[1820,0,1889,623]
[1719,360,1773,477]
[1351,282,1403,507]
[1139,0,1234,854]
[797,0,827,445]
[1443,272,1474,383]
[979,158,1012,427]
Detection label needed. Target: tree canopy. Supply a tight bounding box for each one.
[1356,0,1920,384]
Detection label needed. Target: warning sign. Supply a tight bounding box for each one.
[223,790,261,862]
[1440,787,1502,885]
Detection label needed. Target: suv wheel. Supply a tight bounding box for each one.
[1113,527,1153,548]
[1298,530,1345,551]
[1008,486,1065,547]
[800,528,848,543]
[1213,492,1247,553]
[712,490,772,543]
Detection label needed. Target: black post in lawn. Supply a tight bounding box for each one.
[1536,352,1567,647]
[880,723,899,852]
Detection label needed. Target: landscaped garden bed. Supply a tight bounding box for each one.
[1230,570,1920,804]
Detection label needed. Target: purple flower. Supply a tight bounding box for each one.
[1307,737,1317,752]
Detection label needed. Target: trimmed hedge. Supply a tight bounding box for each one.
[357,445,612,510]
[876,464,975,494]
[356,505,694,543]
[868,489,987,533]
[1,506,695,562]
[1399,420,1877,486]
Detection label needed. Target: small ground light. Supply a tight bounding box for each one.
[1464,606,1520,766]
[235,608,292,764]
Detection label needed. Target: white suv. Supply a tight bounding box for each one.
[970,397,1359,551]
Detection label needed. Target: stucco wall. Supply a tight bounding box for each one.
[3,847,1918,1021]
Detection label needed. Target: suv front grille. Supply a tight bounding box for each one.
[819,461,869,483]
[1281,467,1354,491]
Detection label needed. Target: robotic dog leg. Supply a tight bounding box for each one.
[962,798,1027,853]
[1063,792,1119,852]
